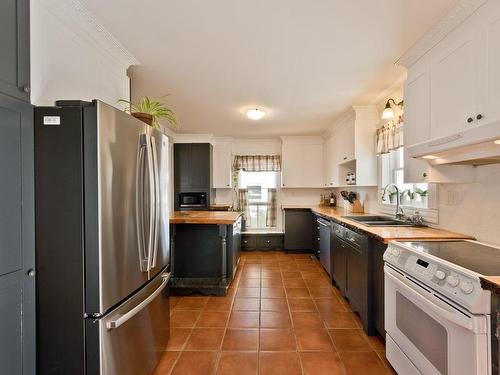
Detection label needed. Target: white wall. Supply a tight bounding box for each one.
[30,0,137,107]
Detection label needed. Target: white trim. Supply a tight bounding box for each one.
[397,0,488,68]
[39,0,140,72]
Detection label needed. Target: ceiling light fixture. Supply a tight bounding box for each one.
[246,108,266,121]
[422,155,439,160]
[382,98,404,120]
[494,139,500,145]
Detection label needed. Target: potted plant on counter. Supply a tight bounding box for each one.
[119,95,178,129]
[415,187,429,207]
[402,189,417,206]
[383,186,398,204]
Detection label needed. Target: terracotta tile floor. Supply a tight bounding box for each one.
[154,251,396,375]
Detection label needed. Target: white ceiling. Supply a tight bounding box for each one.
[82,0,456,137]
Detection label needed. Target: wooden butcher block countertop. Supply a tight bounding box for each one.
[170,210,242,225]
[283,205,473,244]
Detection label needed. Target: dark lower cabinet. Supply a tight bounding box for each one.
[332,224,347,292]
[372,240,387,339]
[170,218,242,296]
[318,218,331,276]
[284,208,313,250]
[312,215,320,258]
[0,93,35,374]
[331,221,373,335]
[345,239,368,328]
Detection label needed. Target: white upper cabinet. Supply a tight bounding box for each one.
[324,134,339,187]
[400,0,499,183]
[402,0,500,143]
[212,140,233,188]
[430,27,480,138]
[336,122,355,163]
[281,137,324,188]
[477,7,500,126]
[404,58,432,183]
[323,106,378,187]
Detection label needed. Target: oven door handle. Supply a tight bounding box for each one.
[385,267,473,331]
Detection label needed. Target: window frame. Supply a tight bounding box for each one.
[378,147,439,224]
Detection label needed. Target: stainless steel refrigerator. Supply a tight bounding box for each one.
[34,100,170,375]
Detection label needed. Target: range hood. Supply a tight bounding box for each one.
[407,121,500,166]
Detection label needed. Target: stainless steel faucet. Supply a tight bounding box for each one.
[382,183,405,220]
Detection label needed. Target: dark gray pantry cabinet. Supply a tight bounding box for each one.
[0,0,35,374]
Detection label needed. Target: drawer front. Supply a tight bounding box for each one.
[242,236,257,250]
[332,223,345,238]
[256,236,282,249]
[343,227,366,249]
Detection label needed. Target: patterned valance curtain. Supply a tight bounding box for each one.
[236,189,251,225]
[233,155,281,172]
[376,121,404,155]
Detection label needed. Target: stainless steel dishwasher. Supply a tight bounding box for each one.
[317,217,331,276]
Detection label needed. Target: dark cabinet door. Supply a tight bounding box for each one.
[345,243,365,312]
[372,241,387,338]
[174,143,211,190]
[311,215,320,257]
[332,236,347,294]
[0,0,30,102]
[318,219,331,276]
[284,210,313,250]
[0,94,35,374]
[189,143,211,188]
[174,144,193,189]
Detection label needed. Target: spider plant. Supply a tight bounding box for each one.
[415,187,428,197]
[119,95,178,129]
[403,189,416,201]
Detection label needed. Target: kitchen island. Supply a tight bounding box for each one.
[169,211,243,296]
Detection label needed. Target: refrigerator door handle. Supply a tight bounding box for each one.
[145,133,156,272]
[135,136,148,272]
[106,272,171,330]
[150,135,160,269]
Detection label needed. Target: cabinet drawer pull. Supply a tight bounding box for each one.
[476,114,483,120]
[243,240,248,244]
[349,237,357,243]
[266,240,271,244]
[467,117,474,123]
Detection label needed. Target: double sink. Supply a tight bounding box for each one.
[343,215,415,227]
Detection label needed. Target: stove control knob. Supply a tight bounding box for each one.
[446,275,459,287]
[390,248,400,257]
[460,282,474,294]
[435,270,446,280]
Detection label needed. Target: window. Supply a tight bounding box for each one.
[239,171,279,229]
[380,148,429,208]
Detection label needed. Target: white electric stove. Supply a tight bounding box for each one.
[384,240,499,375]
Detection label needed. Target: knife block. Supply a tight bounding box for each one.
[343,199,364,214]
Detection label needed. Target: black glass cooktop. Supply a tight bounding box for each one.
[401,241,500,276]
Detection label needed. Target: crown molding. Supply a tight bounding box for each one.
[39,0,140,70]
[397,0,487,68]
